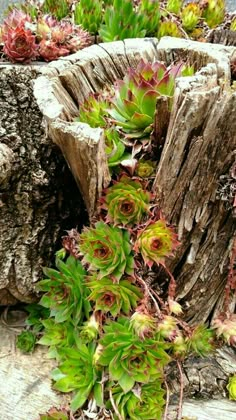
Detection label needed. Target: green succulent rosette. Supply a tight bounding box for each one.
[111,382,165,420]
[79,221,134,281]
[185,325,214,357]
[98,318,170,393]
[135,159,156,178]
[76,93,108,128]
[134,220,179,268]
[101,176,151,226]
[108,59,184,138]
[87,276,142,317]
[181,3,202,32]
[16,330,37,353]
[37,255,90,325]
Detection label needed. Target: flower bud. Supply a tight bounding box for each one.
[168,298,183,315]
[130,311,156,339]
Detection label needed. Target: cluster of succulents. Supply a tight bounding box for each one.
[0,7,92,63]
[1,0,235,64]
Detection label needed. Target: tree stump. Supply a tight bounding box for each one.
[34,37,236,324]
[0,64,86,305]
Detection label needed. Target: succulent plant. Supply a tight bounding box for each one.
[87,276,142,316]
[202,0,225,29]
[38,319,76,353]
[111,382,166,420]
[43,0,70,21]
[98,318,170,392]
[134,220,179,268]
[99,0,146,42]
[230,17,236,31]
[79,221,134,281]
[181,3,202,32]
[130,311,157,339]
[52,340,103,410]
[25,303,50,333]
[79,315,99,343]
[74,0,103,34]
[2,11,38,63]
[16,330,37,353]
[156,315,178,340]
[166,0,183,14]
[158,20,182,38]
[105,129,131,169]
[135,159,156,178]
[108,59,184,138]
[227,375,236,401]
[39,407,69,420]
[37,255,91,325]
[138,0,161,36]
[186,325,214,357]
[76,93,109,128]
[37,17,92,61]
[101,176,151,226]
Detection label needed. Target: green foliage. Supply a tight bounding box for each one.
[74,0,103,34]
[99,0,146,42]
[52,340,102,411]
[202,0,225,28]
[16,330,37,353]
[42,0,70,20]
[98,318,170,392]
[134,220,179,268]
[79,221,134,281]
[111,382,166,420]
[230,18,236,31]
[166,0,183,14]
[101,176,151,226]
[37,255,90,325]
[108,59,183,138]
[138,0,161,36]
[87,277,142,316]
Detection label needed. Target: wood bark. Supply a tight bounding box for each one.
[0,65,86,305]
[35,37,236,324]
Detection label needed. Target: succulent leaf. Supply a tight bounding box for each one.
[16,330,37,353]
[52,340,102,410]
[79,221,134,281]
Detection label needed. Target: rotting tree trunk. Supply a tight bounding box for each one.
[34,37,236,324]
[0,65,86,306]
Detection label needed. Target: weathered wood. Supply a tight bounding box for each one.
[0,66,85,305]
[153,37,236,323]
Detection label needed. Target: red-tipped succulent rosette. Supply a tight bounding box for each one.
[134,219,179,268]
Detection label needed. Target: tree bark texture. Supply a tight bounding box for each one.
[34,37,236,324]
[0,65,86,305]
